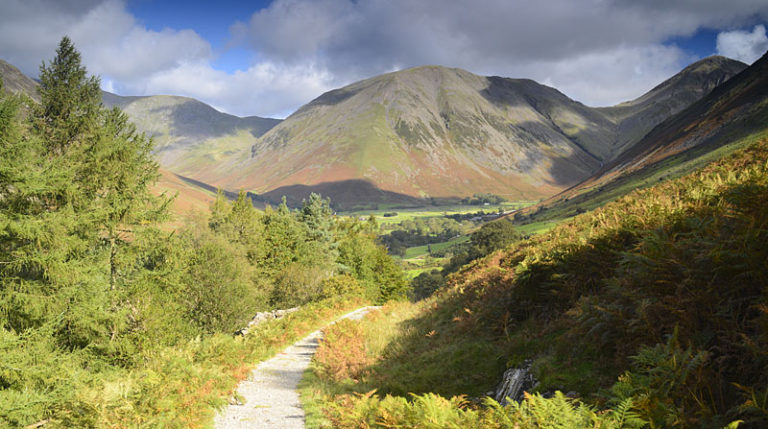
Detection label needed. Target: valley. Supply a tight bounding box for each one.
[1,23,767,429]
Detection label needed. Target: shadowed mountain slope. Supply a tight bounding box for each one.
[514,50,767,225]
[597,55,747,157]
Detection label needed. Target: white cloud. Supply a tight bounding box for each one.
[70,1,212,82]
[2,0,768,118]
[716,25,768,64]
[117,60,335,118]
[517,45,692,107]
[237,0,768,108]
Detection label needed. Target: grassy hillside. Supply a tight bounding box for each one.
[152,168,218,216]
[302,131,768,428]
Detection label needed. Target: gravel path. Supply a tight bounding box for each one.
[213,306,379,429]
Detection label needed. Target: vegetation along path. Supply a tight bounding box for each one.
[213,306,380,429]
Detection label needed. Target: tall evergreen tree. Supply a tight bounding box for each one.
[37,36,101,153]
[299,192,338,271]
[1,36,167,349]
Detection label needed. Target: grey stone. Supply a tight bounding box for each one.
[493,360,538,405]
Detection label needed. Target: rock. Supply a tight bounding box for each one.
[235,307,300,336]
[493,360,538,405]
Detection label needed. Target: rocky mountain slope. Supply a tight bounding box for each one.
[193,57,744,206]
[597,55,747,158]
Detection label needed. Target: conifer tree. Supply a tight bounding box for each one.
[37,36,101,153]
[1,37,167,350]
[299,192,338,271]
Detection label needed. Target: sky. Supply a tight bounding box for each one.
[1,1,768,119]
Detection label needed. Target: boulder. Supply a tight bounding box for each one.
[235,307,300,336]
[493,360,538,405]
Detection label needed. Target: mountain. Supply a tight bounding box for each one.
[191,58,744,207]
[1,56,747,210]
[0,58,280,182]
[515,51,767,225]
[100,93,281,174]
[0,59,39,101]
[605,52,766,175]
[199,66,608,202]
[597,55,747,158]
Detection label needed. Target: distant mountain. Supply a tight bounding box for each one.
[100,93,280,175]
[0,58,280,181]
[0,59,39,101]
[605,53,765,175]
[516,50,767,224]
[597,56,747,158]
[199,66,608,202]
[190,58,744,206]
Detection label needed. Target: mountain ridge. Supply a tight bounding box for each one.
[189,57,744,206]
[1,56,747,209]
[514,49,768,225]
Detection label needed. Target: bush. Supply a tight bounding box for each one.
[320,274,365,299]
[411,270,445,300]
[181,231,260,334]
[271,263,327,308]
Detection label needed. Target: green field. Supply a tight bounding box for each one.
[403,235,469,259]
[340,201,535,225]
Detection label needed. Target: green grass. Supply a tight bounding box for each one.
[341,201,534,225]
[403,235,469,259]
[514,220,560,236]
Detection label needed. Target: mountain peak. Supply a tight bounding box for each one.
[681,55,746,73]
